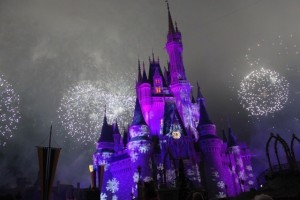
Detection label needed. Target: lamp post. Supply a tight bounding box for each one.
[89,165,96,189]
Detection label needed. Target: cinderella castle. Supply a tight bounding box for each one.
[92,3,255,200]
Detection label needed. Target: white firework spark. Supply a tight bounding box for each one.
[58,74,135,146]
[0,75,21,146]
[238,68,289,116]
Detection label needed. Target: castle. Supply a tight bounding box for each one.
[92,4,255,200]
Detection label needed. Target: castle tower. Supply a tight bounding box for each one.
[137,62,152,124]
[165,2,186,83]
[197,93,227,199]
[127,98,153,188]
[164,3,193,133]
[113,120,121,152]
[227,128,250,193]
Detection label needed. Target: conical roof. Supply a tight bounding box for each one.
[227,128,238,147]
[98,113,114,142]
[131,98,147,126]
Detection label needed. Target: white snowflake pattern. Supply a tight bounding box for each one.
[246,165,252,171]
[106,178,119,193]
[238,171,246,179]
[102,152,112,159]
[248,180,254,185]
[133,172,139,183]
[98,160,110,171]
[128,141,139,150]
[249,173,254,177]
[100,193,107,200]
[143,176,153,182]
[130,152,138,163]
[212,171,219,178]
[217,181,225,189]
[236,158,243,167]
[166,169,176,184]
[112,195,118,200]
[139,143,150,153]
[157,163,164,171]
[216,192,226,198]
[186,169,195,176]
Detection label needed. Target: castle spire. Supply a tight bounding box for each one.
[98,106,114,142]
[142,62,148,83]
[166,0,175,34]
[131,98,147,126]
[103,105,107,124]
[138,59,142,83]
[222,129,228,143]
[227,127,238,147]
[198,96,213,126]
[197,82,204,100]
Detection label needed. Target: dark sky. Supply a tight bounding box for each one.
[0,0,300,187]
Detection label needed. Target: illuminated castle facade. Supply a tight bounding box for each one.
[92,5,255,200]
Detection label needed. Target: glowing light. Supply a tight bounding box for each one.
[238,68,289,116]
[0,75,21,146]
[58,74,135,146]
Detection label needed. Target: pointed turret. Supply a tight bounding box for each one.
[142,62,148,83]
[113,120,120,135]
[166,0,175,34]
[191,88,196,103]
[98,109,114,143]
[197,82,204,100]
[137,59,142,83]
[122,129,128,147]
[198,96,213,126]
[227,128,238,147]
[165,0,185,84]
[131,98,147,126]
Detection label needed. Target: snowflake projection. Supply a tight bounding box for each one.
[130,152,138,163]
[186,168,195,176]
[249,173,254,177]
[246,165,253,171]
[212,171,219,178]
[248,180,254,185]
[143,176,153,182]
[157,163,164,170]
[238,171,246,179]
[139,143,151,153]
[100,193,107,200]
[57,73,135,147]
[182,106,192,123]
[238,68,289,116]
[235,178,239,184]
[0,75,21,147]
[112,195,118,200]
[127,140,139,150]
[98,160,110,171]
[102,152,113,159]
[106,178,119,193]
[236,158,243,167]
[157,173,161,180]
[216,192,226,198]
[217,181,225,189]
[133,172,139,183]
[166,169,176,185]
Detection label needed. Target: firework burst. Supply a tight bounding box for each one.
[58,74,135,146]
[238,68,289,116]
[0,75,21,146]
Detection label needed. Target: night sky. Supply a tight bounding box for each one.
[0,0,299,187]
